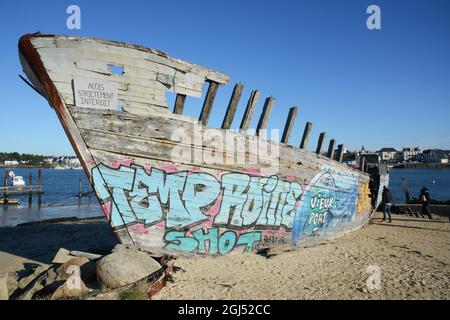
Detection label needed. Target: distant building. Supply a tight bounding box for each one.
[401,146,421,162]
[423,149,449,163]
[377,148,398,163]
[67,157,81,167]
[44,157,55,164]
[3,160,19,165]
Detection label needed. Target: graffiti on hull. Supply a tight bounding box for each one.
[291,168,361,243]
[92,162,371,254]
[92,163,303,254]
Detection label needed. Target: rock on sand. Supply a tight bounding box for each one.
[96,249,162,289]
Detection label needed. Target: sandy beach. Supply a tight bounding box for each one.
[1,210,449,300]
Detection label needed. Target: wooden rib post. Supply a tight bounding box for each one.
[316,132,327,155]
[173,94,187,115]
[199,81,219,125]
[299,122,313,149]
[256,97,275,136]
[28,172,33,207]
[327,139,336,159]
[337,144,344,162]
[221,83,243,129]
[239,90,260,131]
[281,106,298,144]
[38,169,42,207]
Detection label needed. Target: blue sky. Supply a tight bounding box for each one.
[1,0,449,155]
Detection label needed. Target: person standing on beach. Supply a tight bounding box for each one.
[382,186,393,222]
[419,187,432,220]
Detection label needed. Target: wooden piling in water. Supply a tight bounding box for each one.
[402,176,411,203]
[38,169,42,207]
[3,170,8,204]
[28,172,33,206]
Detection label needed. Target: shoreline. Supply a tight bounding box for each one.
[392,163,450,169]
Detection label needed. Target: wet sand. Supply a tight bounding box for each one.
[1,210,449,300]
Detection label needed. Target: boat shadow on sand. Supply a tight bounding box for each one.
[0,217,117,265]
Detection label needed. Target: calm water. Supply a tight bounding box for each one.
[0,167,99,227]
[0,167,93,207]
[389,168,450,203]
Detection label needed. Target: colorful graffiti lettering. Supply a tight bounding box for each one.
[92,163,305,254]
[92,162,371,255]
[291,168,359,243]
[164,228,262,254]
[93,163,303,229]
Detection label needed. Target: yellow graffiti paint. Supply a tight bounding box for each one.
[357,182,371,214]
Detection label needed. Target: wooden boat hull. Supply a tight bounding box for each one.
[18,34,386,256]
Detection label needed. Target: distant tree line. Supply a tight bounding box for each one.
[0,152,46,164]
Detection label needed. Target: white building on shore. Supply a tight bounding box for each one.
[401,146,421,162]
[377,148,398,163]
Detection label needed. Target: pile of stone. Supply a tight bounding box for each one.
[0,245,173,300]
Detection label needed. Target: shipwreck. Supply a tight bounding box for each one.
[18,33,389,256]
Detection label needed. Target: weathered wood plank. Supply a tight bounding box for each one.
[281,106,298,144]
[71,106,363,184]
[239,90,260,131]
[336,144,345,162]
[198,81,220,125]
[33,37,229,81]
[173,94,187,114]
[68,104,197,124]
[327,139,336,159]
[316,132,327,155]
[299,122,313,149]
[221,83,243,129]
[38,50,205,97]
[256,97,275,136]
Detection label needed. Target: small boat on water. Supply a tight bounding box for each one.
[12,176,25,187]
[8,171,26,187]
[18,33,389,256]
